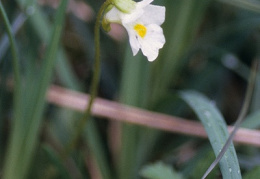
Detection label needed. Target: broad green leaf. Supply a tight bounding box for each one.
[180,91,241,179]
[140,162,182,179]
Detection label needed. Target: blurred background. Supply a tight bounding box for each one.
[0,0,260,178]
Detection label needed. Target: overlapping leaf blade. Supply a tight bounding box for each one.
[180,91,241,179]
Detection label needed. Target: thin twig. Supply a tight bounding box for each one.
[47,85,260,147]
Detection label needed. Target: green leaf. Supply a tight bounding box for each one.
[243,166,260,179]
[151,0,211,104]
[26,3,81,90]
[118,46,149,179]
[182,146,218,179]
[140,162,182,179]
[118,1,211,178]
[42,145,70,179]
[3,1,68,179]
[84,119,113,179]
[241,110,260,129]
[180,90,241,179]
[217,0,260,13]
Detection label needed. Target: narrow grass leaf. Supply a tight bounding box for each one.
[0,12,26,60]
[0,1,22,129]
[0,1,21,88]
[180,91,241,179]
[43,145,70,179]
[84,119,113,179]
[3,1,68,179]
[24,3,81,90]
[151,0,210,103]
[20,0,69,175]
[118,47,148,179]
[218,0,260,13]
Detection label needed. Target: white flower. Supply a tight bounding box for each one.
[105,0,166,61]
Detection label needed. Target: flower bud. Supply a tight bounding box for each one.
[112,0,136,13]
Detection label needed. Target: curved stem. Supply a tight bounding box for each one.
[64,0,112,157]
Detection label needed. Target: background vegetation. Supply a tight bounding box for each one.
[0,0,260,178]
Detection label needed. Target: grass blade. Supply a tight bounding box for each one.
[85,119,113,179]
[180,91,241,179]
[201,60,258,178]
[218,0,260,13]
[42,145,71,179]
[118,47,148,179]
[3,1,68,178]
[0,1,21,89]
[151,0,210,103]
[0,12,26,61]
[0,1,22,128]
[24,2,81,90]
[20,0,69,176]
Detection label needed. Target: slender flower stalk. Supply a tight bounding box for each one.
[65,0,166,156]
[64,0,112,156]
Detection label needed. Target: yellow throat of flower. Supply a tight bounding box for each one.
[134,24,147,38]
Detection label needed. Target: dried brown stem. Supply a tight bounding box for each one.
[47,85,260,147]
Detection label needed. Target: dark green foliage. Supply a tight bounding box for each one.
[0,0,260,178]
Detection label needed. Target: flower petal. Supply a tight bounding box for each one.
[141,5,165,25]
[120,0,154,24]
[105,7,121,23]
[139,24,165,61]
[137,0,153,8]
[105,0,166,61]
[125,26,140,55]
[121,8,144,24]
